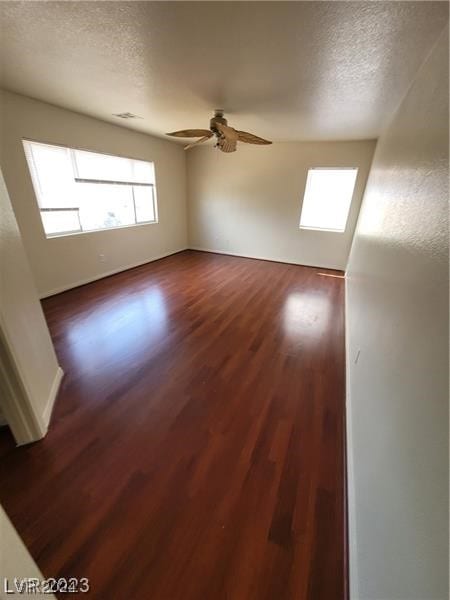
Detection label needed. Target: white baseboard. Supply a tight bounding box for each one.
[344,277,358,600]
[188,246,344,272]
[42,366,64,428]
[39,248,188,298]
[40,248,343,299]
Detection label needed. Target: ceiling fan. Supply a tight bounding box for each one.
[166,110,272,153]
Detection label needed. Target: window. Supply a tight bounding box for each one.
[299,168,358,232]
[23,140,157,237]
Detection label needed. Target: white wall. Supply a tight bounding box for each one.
[0,504,56,599]
[0,165,61,442]
[345,25,448,600]
[187,141,375,270]
[0,90,188,297]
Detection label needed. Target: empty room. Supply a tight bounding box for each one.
[0,2,448,599]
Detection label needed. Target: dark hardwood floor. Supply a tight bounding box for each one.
[0,250,346,599]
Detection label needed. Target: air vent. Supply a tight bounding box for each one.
[113,112,143,119]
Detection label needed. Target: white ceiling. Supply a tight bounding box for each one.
[0,2,447,143]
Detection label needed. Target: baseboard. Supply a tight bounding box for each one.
[344,277,358,600]
[40,248,343,299]
[39,248,188,298]
[188,246,345,273]
[42,366,64,428]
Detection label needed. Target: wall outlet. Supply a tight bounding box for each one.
[99,253,106,263]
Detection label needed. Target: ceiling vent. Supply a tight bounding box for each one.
[113,112,143,119]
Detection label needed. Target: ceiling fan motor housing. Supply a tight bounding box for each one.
[210,110,227,134]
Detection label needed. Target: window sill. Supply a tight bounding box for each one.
[299,226,345,233]
[45,220,159,239]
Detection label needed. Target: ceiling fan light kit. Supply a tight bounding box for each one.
[166,110,272,153]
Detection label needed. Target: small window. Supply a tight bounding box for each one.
[23,140,158,238]
[299,168,358,232]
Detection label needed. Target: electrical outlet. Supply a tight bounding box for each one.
[99,253,106,263]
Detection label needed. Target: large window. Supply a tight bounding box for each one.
[23,140,158,238]
[299,168,358,232]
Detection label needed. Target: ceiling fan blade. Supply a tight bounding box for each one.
[184,134,213,150]
[215,122,239,141]
[166,129,212,138]
[237,131,272,145]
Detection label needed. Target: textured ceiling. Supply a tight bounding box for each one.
[0,2,448,142]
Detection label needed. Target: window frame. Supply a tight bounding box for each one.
[299,166,358,234]
[22,138,159,239]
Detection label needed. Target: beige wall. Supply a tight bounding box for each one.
[1,90,373,289]
[187,141,375,270]
[0,164,61,442]
[0,504,56,598]
[0,90,188,297]
[345,26,448,600]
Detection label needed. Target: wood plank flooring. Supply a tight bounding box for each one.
[0,250,346,599]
